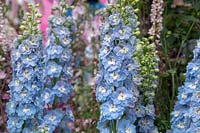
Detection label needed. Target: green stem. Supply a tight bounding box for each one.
[175,21,196,66]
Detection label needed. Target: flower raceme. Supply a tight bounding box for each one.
[6,4,44,133]
[171,40,200,133]
[38,3,76,132]
[96,5,141,132]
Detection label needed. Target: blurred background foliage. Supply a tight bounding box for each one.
[0,0,200,132]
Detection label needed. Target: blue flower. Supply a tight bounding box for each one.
[16,104,36,120]
[99,46,111,58]
[19,41,32,55]
[138,116,156,133]
[41,88,55,104]
[101,34,114,47]
[43,110,64,126]
[46,34,56,47]
[27,35,42,49]
[145,104,156,118]
[46,45,63,59]
[6,101,17,115]
[100,22,110,35]
[111,87,136,107]
[100,128,110,133]
[59,49,72,62]
[100,101,125,121]
[117,119,136,133]
[60,36,72,48]
[17,67,34,81]
[96,84,113,102]
[63,65,73,79]
[108,13,121,26]
[53,81,72,98]
[189,106,200,123]
[21,54,39,67]
[13,89,34,103]
[133,104,146,118]
[65,108,74,122]
[114,43,134,59]
[54,27,70,37]
[113,25,132,40]
[191,90,200,105]
[38,124,55,133]
[177,86,193,105]
[171,115,191,132]
[46,61,62,78]
[8,79,23,92]
[102,53,122,71]
[104,69,127,84]
[7,117,24,133]
[51,16,65,26]
[11,49,21,62]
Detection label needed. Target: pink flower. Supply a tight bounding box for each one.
[0,71,6,79]
[72,5,86,20]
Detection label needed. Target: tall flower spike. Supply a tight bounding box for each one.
[171,40,200,132]
[96,2,141,132]
[134,38,159,132]
[6,3,44,133]
[148,0,164,46]
[39,1,76,132]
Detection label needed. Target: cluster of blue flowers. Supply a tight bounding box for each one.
[171,40,200,133]
[96,6,142,132]
[38,8,76,132]
[6,5,44,132]
[7,35,44,133]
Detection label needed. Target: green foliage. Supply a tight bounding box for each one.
[154,0,200,132]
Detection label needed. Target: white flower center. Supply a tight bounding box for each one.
[44,92,50,99]
[181,92,187,99]
[15,80,20,86]
[99,87,106,94]
[118,93,126,101]
[177,122,185,129]
[32,84,37,89]
[120,46,128,53]
[109,104,117,112]
[127,64,132,71]
[108,58,116,65]
[23,70,30,78]
[102,47,108,54]
[21,91,27,97]
[174,111,180,117]
[59,86,66,93]
[49,115,56,121]
[110,72,119,80]
[50,66,57,73]
[193,65,199,71]
[105,35,111,42]
[189,83,196,89]
[125,128,131,133]
[23,108,30,113]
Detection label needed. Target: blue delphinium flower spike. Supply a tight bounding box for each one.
[6,3,44,133]
[96,5,141,133]
[171,40,200,133]
[39,2,76,132]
